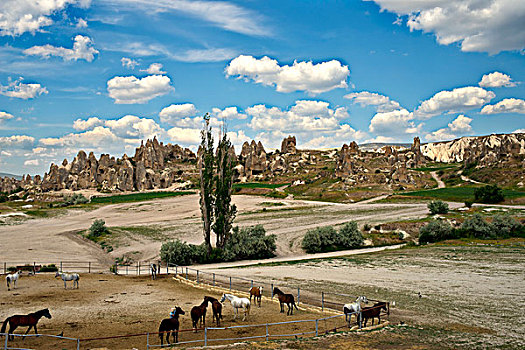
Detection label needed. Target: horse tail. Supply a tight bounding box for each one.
[1,317,10,334]
[293,300,298,310]
[246,303,251,315]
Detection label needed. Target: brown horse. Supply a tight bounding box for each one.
[361,302,388,327]
[190,299,208,331]
[1,308,52,341]
[249,286,263,307]
[204,296,223,326]
[273,287,298,315]
[158,306,185,346]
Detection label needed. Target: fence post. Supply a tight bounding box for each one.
[76,338,80,350]
[321,292,324,311]
[33,261,36,274]
[88,262,91,274]
[186,267,188,280]
[297,287,300,305]
[315,319,318,337]
[4,333,8,350]
[265,323,269,341]
[204,327,207,346]
[229,277,232,291]
[213,273,216,287]
[358,312,362,329]
[197,270,200,284]
[271,283,274,299]
[60,261,63,273]
[3,262,6,274]
[126,265,128,275]
[138,262,140,275]
[146,332,149,350]
[251,280,253,289]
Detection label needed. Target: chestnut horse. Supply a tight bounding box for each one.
[1,308,52,341]
[249,286,263,307]
[191,299,208,331]
[204,296,222,326]
[272,287,298,315]
[158,306,185,346]
[361,302,388,327]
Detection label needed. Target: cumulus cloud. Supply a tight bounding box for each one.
[167,127,201,144]
[140,63,166,74]
[159,103,198,125]
[344,91,402,112]
[121,57,139,69]
[212,106,247,120]
[73,117,104,130]
[107,75,173,104]
[369,108,422,137]
[480,98,525,114]
[24,159,39,166]
[0,111,15,122]
[479,71,517,88]
[0,135,35,148]
[76,18,88,28]
[413,86,495,119]
[226,55,350,94]
[0,78,48,99]
[425,115,473,141]
[0,0,91,36]
[369,0,525,54]
[23,35,99,62]
[40,126,120,148]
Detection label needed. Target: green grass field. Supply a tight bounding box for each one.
[399,186,525,202]
[412,164,460,172]
[233,182,288,190]
[90,191,194,204]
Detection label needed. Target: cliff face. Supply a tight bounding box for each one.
[421,133,525,164]
[0,137,196,194]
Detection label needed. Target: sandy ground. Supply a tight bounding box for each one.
[0,274,342,350]
[0,194,459,266]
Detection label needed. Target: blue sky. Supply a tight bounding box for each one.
[0,0,524,175]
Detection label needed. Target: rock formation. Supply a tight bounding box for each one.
[281,136,297,154]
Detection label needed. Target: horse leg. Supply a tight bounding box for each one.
[8,324,17,341]
[64,280,67,289]
[175,329,179,343]
[280,301,284,313]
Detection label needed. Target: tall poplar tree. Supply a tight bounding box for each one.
[199,114,214,254]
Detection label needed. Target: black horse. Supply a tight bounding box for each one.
[204,296,223,326]
[273,287,298,315]
[1,308,52,341]
[158,306,185,346]
[361,302,388,327]
[191,299,209,331]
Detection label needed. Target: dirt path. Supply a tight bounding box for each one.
[430,171,445,188]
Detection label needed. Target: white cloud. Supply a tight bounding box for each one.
[226,55,350,94]
[40,126,120,148]
[0,78,48,99]
[413,86,495,119]
[480,98,525,114]
[73,116,104,130]
[369,0,525,54]
[24,35,99,62]
[0,111,15,122]
[107,75,173,104]
[344,91,402,112]
[369,108,422,138]
[159,103,198,125]
[173,48,236,62]
[0,135,35,148]
[0,0,91,36]
[167,126,201,144]
[479,71,517,88]
[121,57,139,69]
[108,0,268,36]
[513,129,525,134]
[212,106,247,120]
[76,18,88,28]
[140,63,166,74]
[24,159,39,166]
[425,115,473,141]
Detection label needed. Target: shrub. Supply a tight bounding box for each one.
[464,200,473,208]
[40,264,58,272]
[63,193,89,205]
[363,224,371,231]
[427,200,449,215]
[338,222,364,248]
[460,214,494,239]
[491,214,521,238]
[88,219,109,239]
[419,220,453,244]
[0,193,7,203]
[223,225,277,261]
[302,222,363,253]
[474,185,504,204]
[160,239,194,266]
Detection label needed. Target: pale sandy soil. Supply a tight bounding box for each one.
[0,194,461,266]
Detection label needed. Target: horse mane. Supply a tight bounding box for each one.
[273,287,283,295]
[204,296,218,302]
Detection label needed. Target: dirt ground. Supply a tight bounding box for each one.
[0,273,345,350]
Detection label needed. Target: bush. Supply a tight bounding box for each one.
[460,214,495,239]
[40,264,58,272]
[0,193,7,203]
[223,225,277,261]
[419,220,453,244]
[160,239,194,266]
[464,200,473,208]
[428,200,449,215]
[88,219,109,239]
[491,214,521,238]
[63,193,89,206]
[302,222,363,253]
[474,185,504,204]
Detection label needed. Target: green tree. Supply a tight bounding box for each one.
[223,225,276,261]
[199,114,215,254]
[213,132,237,249]
[338,222,364,248]
[160,239,194,266]
[461,214,494,239]
[427,200,449,215]
[419,220,453,244]
[474,185,504,204]
[88,219,108,239]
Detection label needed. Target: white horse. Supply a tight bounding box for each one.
[6,270,22,291]
[343,295,368,323]
[55,272,80,289]
[220,293,251,321]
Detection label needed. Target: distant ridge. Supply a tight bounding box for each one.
[359,142,411,152]
[0,172,22,180]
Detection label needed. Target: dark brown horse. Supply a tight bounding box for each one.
[273,287,298,315]
[1,308,52,341]
[190,299,208,331]
[361,302,388,327]
[158,306,185,346]
[249,286,263,307]
[204,296,223,326]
